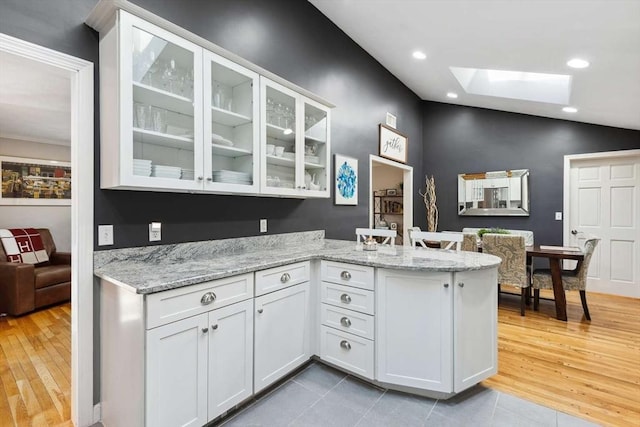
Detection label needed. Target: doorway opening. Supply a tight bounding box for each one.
[369,155,413,245]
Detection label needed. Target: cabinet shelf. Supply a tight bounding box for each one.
[266,123,296,143]
[211,143,252,158]
[133,128,195,149]
[304,134,326,144]
[133,82,193,116]
[266,155,295,167]
[304,162,326,169]
[211,106,252,127]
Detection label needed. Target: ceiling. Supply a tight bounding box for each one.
[0,51,71,146]
[309,0,640,130]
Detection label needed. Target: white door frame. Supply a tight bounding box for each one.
[563,149,640,297]
[0,34,95,426]
[369,155,413,245]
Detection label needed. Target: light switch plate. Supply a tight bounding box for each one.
[98,225,114,246]
[260,219,267,233]
[149,223,161,241]
[555,212,562,220]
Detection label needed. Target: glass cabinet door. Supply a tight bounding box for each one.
[203,52,259,193]
[261,80,299,194]
[302,99,329,194]
[125,13,203,190]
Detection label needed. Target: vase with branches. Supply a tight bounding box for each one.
[419,175,438,232]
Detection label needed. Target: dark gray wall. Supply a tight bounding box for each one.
[422,102,640,246]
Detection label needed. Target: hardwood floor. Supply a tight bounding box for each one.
[485,288,640,426]
[1,292,638,427]
[0,303,72,427]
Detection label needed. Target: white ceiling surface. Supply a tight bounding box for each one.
[309,0,640,130]
[0,51,71,146]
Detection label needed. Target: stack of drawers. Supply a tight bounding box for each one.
[319,260,375,379]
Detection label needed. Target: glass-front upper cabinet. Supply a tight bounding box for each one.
[260,78,330,198]
[101,11,203,191]
[203,52,259,193]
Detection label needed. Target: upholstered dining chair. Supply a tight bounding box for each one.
[355,228,397,246]
[482,233,529,316]
[532,238,600,320]
[440,233,478,252]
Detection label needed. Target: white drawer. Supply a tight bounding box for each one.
[255,261,310,296]
[320,326,374,380]
[146,273,253,329]
[321,261,374,290]
[321,282,374,315]
[321,303,374,340]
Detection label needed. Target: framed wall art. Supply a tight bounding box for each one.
[0,156,71,205]
[379,124,408,164]
[334,154,358,205]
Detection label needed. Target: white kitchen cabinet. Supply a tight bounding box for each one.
[254,282,311,392]
[208,299,254,420]
[260,78,331,198]
[376,267,497,394]
[146,313,209,427]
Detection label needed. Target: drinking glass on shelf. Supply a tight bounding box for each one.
[134,102,148,130]
[151,107,167,133]
[274,103,284,127]
[266,98,275,125]
[162,59,176,92]
[213,82,222,108]
[283,105,294,130]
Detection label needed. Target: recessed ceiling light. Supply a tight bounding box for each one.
[562,106,578,113]
[446,92,458,99]
[412,51,427,60]
[567,58,589,69]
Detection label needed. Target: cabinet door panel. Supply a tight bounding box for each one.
[254,282,311,392]
[208,299,254,420]
[376,269,453,392]
[454,268,498,392]
[146,314,208,427]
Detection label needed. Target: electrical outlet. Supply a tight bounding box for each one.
[98,225,114,246]
[260,219,267,233]
[555,212,562,221]
[149,222,161,242]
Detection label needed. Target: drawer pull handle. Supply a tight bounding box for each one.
[280,272,291,283]
[340,340,351,350]
[200,292,217,305]
[211,324,218,330]
[443,283,449,288]
[257,308,264,314]
[202,327,209,333]
[458,282,465,288]
[340,293,352,304]
[340,270,351,280]
[340,317,352,327]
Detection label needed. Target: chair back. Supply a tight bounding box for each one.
[410,231,463,250]
[577,238,600,283]
[355,228,396,246]
[440,233,478,252]
[482,233,528,288]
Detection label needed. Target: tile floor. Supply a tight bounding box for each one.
[215,362,599,427]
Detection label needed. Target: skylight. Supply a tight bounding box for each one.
[450,66,572,104]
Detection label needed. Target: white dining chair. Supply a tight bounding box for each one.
[355,228,397,246]
[409,230,464,250]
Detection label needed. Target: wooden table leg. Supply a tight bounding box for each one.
[549,258,568,321]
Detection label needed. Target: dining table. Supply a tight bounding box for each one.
[526,245,585,321]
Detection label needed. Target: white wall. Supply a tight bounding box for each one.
[0,137,71,252]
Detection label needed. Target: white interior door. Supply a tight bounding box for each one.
[566,151,640,298]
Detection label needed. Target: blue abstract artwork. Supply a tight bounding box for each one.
[335,154,358,205]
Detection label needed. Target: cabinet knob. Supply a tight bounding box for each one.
[206,177,212,181]
[200,292,217,305]
[280,272,291,283]
[211,324,218,330]
[340,293,352,304]
[340,317,351,327]
[443,283,449,288]
[340,270,351,280]
[201,327,209,333]
[257,308,264,314]
[197,176,203,181]
[458,282,465,288]
[340,340,351,350]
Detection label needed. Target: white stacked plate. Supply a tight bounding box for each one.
[181,168,195,180]
[212,169,252,185]
[133,159,152,177]
[282,152,295,160]
[152,164,182,179]
[305,155,320,164]
[211,133,234,146]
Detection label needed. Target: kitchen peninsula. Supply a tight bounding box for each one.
[95,231,500,427]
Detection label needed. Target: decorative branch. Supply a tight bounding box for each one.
[418,175,438,232]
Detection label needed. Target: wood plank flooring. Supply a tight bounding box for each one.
[1,292,638,427]
[484,289,640,426]
[0,303,72,427]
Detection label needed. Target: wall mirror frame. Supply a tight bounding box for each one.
[458,169,530,216]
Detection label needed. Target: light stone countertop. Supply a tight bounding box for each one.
[94,232,500,295]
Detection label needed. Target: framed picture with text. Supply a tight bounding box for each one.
[379,124,408,164]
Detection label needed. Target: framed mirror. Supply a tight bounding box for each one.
[458,169,529,216]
